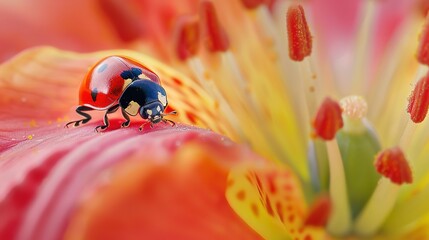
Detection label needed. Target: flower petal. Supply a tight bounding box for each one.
[63,137,263,240]
[226,167,326,240]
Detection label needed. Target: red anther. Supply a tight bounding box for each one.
[418,14,429,65]
[407,71,429,123]
[200,0,230,52]
[240,0,265,9]
[313,97,343,140]
[374,147,413,185]
[286,4,312,61]
[418,0,429,17]
[175,16,199,61]
[304,195,331,227]
[97,0,144,42]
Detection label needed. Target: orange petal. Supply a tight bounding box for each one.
[62,139,264,240]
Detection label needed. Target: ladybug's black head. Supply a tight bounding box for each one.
[139,101,165,124]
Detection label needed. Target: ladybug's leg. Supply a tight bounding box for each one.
[120,108,131,128]
[95,104,120,132]
[139,122,154,131]
[65,106,94,128]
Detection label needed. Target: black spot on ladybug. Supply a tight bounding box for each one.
[120,67,143,81]
[91,88,98,102]
[97,63,108,73]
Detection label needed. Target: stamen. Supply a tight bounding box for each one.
[326,139,352,235]
[286,4,312,61]
[200,0,230,52]
[97,0,143,42]
[175,16,199,61]
[417,13,429,65]
[187,58,244,139]
[367,16,420,121]
[351,0,377,94]
[240,0,265,10]
[313,97,351,235]
[353,178,400,236]
[353,147,412,235]
[374,147,413,185]
[313,97,343,140]
[407,70,429,123]
[304,195,331,227]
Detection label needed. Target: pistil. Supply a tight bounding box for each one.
[336,96,380,220]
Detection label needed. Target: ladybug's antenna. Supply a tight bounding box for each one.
[162,110,177,117]
[162,118,176,126]
[161,111,177,127]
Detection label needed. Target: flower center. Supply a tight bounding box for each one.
[172,0,426,238]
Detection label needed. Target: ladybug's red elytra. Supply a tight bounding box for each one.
[66,56,176,132]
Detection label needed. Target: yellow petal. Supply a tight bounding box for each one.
[226,165,326,240]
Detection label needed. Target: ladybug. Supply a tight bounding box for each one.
[66,56,176,132]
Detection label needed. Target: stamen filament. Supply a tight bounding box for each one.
[300,57,319,116]
[417,12,429,65]
[354,145,412,235]
[187,57,244,139]
[398,120,417,150]
[221,52,249,93]
[255,1,311,135]
[351,0,377,94]
[285,4,320,118]
[353,179,400,236]
[381,180,429,234]
[367,17,421,121]
[326,139,352,236]
[220,51,309,181]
